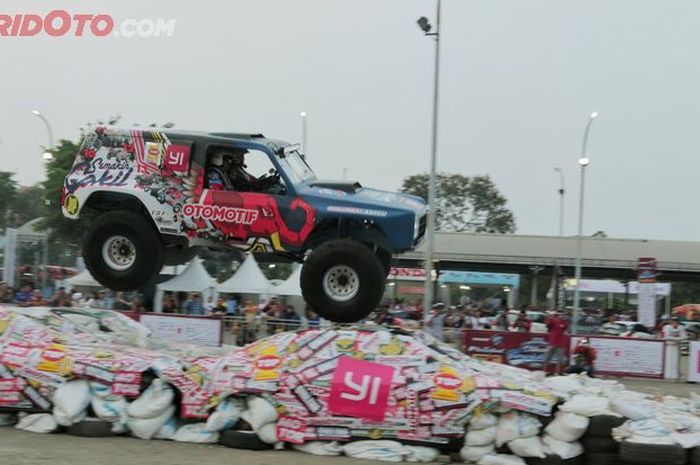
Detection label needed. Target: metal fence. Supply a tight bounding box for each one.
[219,316,310,346]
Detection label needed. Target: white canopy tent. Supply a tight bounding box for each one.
[154,257,218,312]
[65,269,102,288]
[272,265,302,296]
[217,254,272,295]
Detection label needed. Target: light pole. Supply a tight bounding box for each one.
[300,111,307,157]
[572,111,599,333]
[417,0,441,322]
[553,167,565,236]
[32,110,54,160]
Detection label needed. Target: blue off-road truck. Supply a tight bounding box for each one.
[62,127,427,322]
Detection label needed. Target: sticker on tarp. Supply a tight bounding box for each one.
[327,356,395,422]
[499,390,556,416]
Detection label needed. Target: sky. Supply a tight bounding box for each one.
[1,0,699,241]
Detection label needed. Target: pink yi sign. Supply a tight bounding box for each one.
[327,356,395,422]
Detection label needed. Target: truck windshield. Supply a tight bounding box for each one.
[278,149,316,184]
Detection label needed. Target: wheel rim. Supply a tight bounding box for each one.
[322,265,360,302]
[102,235,136,271]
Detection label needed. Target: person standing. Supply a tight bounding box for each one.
[493,309,509,331]
[427,303,447,341]
[542,311,569,375]
[511,310,532,332]
[185,293,205,315]
[661,317,688,380]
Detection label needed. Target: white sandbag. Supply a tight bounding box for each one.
[610,398,655,420]
[460,443,495,463]
[671,431,700,449]
[127,379,174,420]
[558,394,609,417]
[403,445,440,463]
[205,397,244,432]
[128,404,175,440]
[507,437,545,458]
[257,422,278,444]
[89,382,113,399]
[477,454,527,465]
[293,441,343,456]
[0,413,16,426]
[343,440,404,462]
[544,412,589,442]
[91,394,128,423]
[154,417,178,440]
[627,435,677,446]
[241,396,278,431]
[620,418,671,438]
[15,413,58,433]
[467,426,497,446]
[496,412,541,447]
[471,414,498,430]
[173,423,219,443]
[544,375,582,398]
[541,435,583,459]
[53,379,91,426]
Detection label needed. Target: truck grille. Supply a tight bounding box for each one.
[418,213,427,238]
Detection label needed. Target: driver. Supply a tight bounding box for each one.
[227,150,278,192]
[227,150,260,192]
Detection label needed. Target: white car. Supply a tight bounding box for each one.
[598,321,654,338]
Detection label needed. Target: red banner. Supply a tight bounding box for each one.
[462,330,570,371]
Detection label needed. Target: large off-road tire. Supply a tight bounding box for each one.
[619,441,688,465]
[66,418,114,437]
[219,430,272,450]
[301,239,386,323]
[376,248,392,278]
[582,435,620,453]
[584,452,624,465]
[586,415,626,437]
[83,210,163,291]
[526,455,584,465]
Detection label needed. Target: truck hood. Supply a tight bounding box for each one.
[300,181,427,215]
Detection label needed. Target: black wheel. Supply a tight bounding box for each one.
[620,441,687,465]
[587,415,626,437]
[66,418,114,437]
[301,239,386,323]
[582,435,620,453]
[376,248,392,278]
[219,430,272,450]
[584,452,624,465]
[83,210,163,291]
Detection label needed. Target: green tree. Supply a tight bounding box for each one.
[401,173,516,233]
[38,139,95,246]
[0,171,18,231]
[12,185,46,227]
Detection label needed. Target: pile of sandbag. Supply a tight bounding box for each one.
[1,306,698,465]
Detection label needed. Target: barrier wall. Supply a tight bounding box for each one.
[689,340,700,383]
[462,330,562,371]
[463,329,666,379]
[139,313,223,347]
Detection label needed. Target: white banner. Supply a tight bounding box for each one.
[637,283,656,327]
[2,228,17,287]
[564,279,671,297]
[571,336,665,378]
[140,314,221,347]
[689,341,700,383]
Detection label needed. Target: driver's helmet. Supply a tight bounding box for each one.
[230,151,245,166]
[210,152,225,167]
